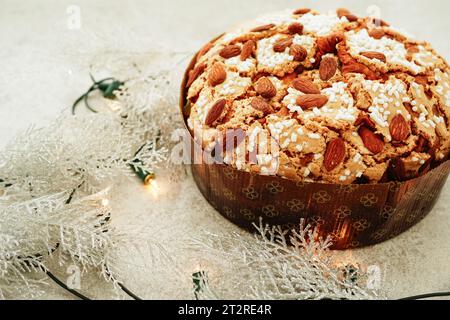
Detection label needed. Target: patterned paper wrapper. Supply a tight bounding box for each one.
[180,50,450,250]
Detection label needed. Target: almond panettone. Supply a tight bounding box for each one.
[185,8,450,184]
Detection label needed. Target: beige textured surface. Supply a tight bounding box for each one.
[1,0,450,299]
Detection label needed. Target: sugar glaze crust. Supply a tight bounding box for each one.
[185,8,450,184]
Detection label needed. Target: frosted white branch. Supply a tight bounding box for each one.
[0,59,185,299]
[192,219,383,300]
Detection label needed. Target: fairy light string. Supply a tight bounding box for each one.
[71,75,124,114]
[72,75,157,186]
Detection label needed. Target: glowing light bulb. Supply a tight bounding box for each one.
[149,179,159,190]
[108,100,122,112]
[144,176,160,197]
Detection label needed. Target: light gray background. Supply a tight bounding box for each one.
[1,0,450,299]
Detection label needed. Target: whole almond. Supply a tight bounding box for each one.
[219,45,241,59]
[288,22,304,34]
[205,99,227,126]
[336,8,351,16]
[316,33,341,54]
[273,37,293,52]
[241,40,256,61]
[342,63,363,74]
[358,127,385,154]
[293,8,311,15]
[407,46,420,54]
[251,24,275,32]
[345,13,358,22]
[368,28,385,39]
[208,63,227,86]
[386,30,407,42]
[324,138,346,171]
[319,56,337,81]
[389,114,410,141]
[361,51,387,63]
[186,63,206,88]
[255,77,277,99]
[296,94,328,110]
[251,97,274,115]
[336,8,358,22]
[290,44,308,62]
[291,77,321,94]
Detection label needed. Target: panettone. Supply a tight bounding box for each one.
[185,8,450,184]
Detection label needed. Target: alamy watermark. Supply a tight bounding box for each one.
[66,5,81,30]
[66,264,81,290]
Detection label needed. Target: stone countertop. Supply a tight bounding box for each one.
[1,0,450,300]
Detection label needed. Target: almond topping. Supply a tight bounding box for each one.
[342,62,378,80]
[219,45,241,59]
[316,33,342,55]
[277,106,289,116]
[273,37,293,52]
[186,63,206,88]
[290,44,308,62]
[415,75,429,86]
[336,8,358,22]
[208,63,227,87]
[296,94,328,110]
[291,77,321,94]
[336,8,351,16]
[240,40,256,61]
[319,56,337,81]
[324,138,346,171]
[293,8,311,15]
[358,127,385,154]
[287,22,304,34]
[368,28,385,39]
[360,51,387,63]
[255,77,277,99]
[407,46,420,54]
[250,24,275,32]
[251,97,274,115]
[389,114,410,141]
[205,99,227,126]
